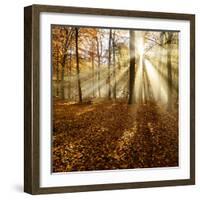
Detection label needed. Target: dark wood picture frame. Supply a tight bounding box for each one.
[24,4,195,195]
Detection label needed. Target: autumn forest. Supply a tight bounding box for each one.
[52,25,179,172]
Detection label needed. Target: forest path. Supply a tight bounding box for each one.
[53,100,178,172]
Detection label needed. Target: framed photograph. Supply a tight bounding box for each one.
[24,4,195,194]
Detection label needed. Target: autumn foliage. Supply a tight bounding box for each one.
[53,100,178,172]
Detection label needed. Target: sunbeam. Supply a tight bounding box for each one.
[82,65,129,98]
[144,59,168,103]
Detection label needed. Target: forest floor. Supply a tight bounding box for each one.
[52,99,178,172]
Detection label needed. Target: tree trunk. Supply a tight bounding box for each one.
[60,29,69,100]
[68,46,72,99]
[91,42,95,97]
[56,46,59,97]
[128,30,136,104]
[158,32,164,102]
[140,56,145,103]
[75,28,82,103]
[112,31,117,99]
[61,56,66,100]
[96,37,101,97]
[167,33,173,111]
[108,29,112,99]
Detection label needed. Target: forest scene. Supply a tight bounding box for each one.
[52,25,179,173]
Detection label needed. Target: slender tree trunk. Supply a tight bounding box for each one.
[140,55,144,103]
[68,46,72,99]
[108,29,112,99]
[112,31,117,99]
[143,61,148,103]
[91,43,95,97]
[96,37,101,97]
[60,29,69,100]
[126,61,129,99]
[75,28,82,103]
[175,35,179,105]
[158,32,164,102]
[167,33,173,111]
[61,28,72,100]
[56,47,59,97]
[128,30,136,104]
[61,56,66,100]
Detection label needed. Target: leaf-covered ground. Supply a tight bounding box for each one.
[53,100,178,172]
